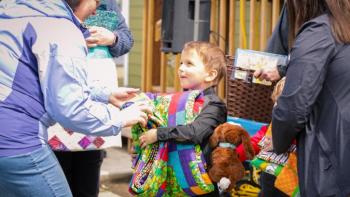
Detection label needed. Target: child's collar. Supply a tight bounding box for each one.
[203,86,217,95]
[183,86,217,95]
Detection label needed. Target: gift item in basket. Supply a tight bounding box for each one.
[232,49,288,86]
[226,53,286,123]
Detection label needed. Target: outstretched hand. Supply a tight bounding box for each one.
[108,87,139,108]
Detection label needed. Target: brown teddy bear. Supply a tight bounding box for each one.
[209,122,255,192]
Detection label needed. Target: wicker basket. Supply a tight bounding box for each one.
[226,56,275,123]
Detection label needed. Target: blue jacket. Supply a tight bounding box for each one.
[0,0,123,157]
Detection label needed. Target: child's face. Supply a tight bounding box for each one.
[178,49,214,90]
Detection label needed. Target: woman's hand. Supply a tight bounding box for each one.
[86,26,117,47]
[253,66,281,82]
[108,87,139,108]
[139,129,158,148]
[119,103,152,127]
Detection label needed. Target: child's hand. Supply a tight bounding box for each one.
[139,129,158,148]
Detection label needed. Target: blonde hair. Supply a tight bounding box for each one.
[183,41,226,85]
[271,77,286,103]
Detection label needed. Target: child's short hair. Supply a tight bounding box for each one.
[271,77,286,103]
[183,41,226,85]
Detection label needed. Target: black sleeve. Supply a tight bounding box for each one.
[157,97,227,144]
[271,19,336,154]
[265,3,289,55]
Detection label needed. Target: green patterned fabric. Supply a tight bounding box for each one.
[251,157,283,177]
[85,10,118,32]
[84,9,118,59]
[126,93,168,196]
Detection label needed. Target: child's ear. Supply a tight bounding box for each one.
[205,69,218,83]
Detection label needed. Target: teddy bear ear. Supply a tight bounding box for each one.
[210,124,224,148]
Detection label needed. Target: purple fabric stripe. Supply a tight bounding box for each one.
[178,149,197,187]
[140,171,148,185]
[198,154,207,174]
[156,189,164,197]
[183,188,196,196]
[167,113,176,128]
[145,92,158,100]
[168,91,190,127]
[137,159,145,172]
[176,92,190,117]
[198,161,206,174]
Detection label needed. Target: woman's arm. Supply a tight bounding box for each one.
[33,19,148,136]
[272,19,336,153]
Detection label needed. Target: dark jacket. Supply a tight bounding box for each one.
[272,15,350,196]
[266,2,289,77]
[265,3,289,56]
[157,87,227,165]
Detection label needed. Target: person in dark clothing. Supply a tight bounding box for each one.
[272,0,350,196]
[265,3,289,56]
[251,3,291,196]
[254,2,289,82]
[139,41,227,196]
[256,78,290,197]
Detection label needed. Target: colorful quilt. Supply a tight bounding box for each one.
[128,91,215,196]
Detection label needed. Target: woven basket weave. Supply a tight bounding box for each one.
[226,56,274,123]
